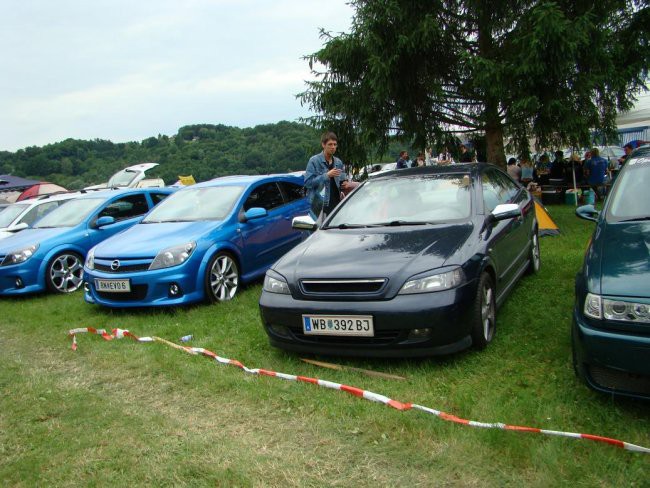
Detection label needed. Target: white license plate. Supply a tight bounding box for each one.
[94,279,131,293]
[302,314,374,337]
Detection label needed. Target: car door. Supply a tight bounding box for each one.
[238,182,292,273]
[87,193,151,248]
[480,168,527,290]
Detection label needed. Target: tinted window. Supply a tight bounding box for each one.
[244,183,284,211]
[482,169,518,212]
[278,182,305,203]
[35,198,104,228]
[20,201,60,226]
[150,192,170,205]
[143,186,243,222]
[98,194,149,221]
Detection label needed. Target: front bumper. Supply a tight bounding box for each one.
[259,281,477,358]
[84,265,204,308]
[572,305,650,399]
[0,260,45,295]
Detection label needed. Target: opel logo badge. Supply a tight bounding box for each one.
[111,260,120,271]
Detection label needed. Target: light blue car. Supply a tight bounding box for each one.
[83,174,309,307]
[0,188,174,295]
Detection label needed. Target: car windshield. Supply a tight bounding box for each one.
[606,159,650,222]
[327,174,472,227]
[34,198,104,228]
[0,203,29,227]
[108,169,139,187]
[142,186,244,223]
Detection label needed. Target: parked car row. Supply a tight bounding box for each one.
[2,156,648,400]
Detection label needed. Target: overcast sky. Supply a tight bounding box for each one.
[0,0,354,152]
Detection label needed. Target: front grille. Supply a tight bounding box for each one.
[588,365,650,396]
[96,284,148,301]
[289,326,402,345]
[95,263,151,273]
[300,279,387,295]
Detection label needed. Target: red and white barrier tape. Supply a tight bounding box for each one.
[68,327,650,454]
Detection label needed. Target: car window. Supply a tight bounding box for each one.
[0,203,29,227]
[143,186,243,222]
[278,182,305,203]
[35,198,104,228]
[20,201,60,226]
[482,169,518,212]
[98,194,149,221]
[606,159,650,221]
[244,182,284,211]
[150,192,170,205]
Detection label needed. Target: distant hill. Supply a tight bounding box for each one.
[0,122,321,189]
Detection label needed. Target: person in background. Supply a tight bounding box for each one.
[458,144,473,162]
[520,157,536,185]
[425,147,434,166]
[584,147,608,201]
[568,153,584,185]
[507,158,521,182]
[304,131,350,221]
[549,150,567,181]
[396,151,410,169]
[618,143,634,167]
[536,154,552,174]
[438,146,452,165]
[414,152,426,167]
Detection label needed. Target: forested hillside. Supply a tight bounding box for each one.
[0,122,331,189]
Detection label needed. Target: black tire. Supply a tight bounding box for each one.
[46,251,84,293]
[205,252,240,303]
[471,272,496,350]
[526,228,541,275]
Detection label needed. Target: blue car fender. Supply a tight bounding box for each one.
[194,241,243,290]
[36,243,88,286]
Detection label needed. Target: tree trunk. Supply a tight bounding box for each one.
[484,104,506,168]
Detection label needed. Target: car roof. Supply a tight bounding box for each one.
[189,173,303,189]
[74,187,174,200]
[369,163,486,180]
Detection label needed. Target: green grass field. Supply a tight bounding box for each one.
[1,204,648,486]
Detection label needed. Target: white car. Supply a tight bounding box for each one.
[0,192,80,239]
[85,163,164,190]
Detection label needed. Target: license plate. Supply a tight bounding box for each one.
[94,279,131,293]
[302,314,374,337]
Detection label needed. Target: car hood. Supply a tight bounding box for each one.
[276,223,474,282]
[597,221,650,297]
[93,221,222,258]
[0,227,69,253]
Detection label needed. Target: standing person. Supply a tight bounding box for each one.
[584,147,608,201]
[425,147,434,166]
[507,158,521,182]
[396,151,410,169]
[458,144,472,162]
[618,143,634,167]
[304,131,349,221]
[549,150,567,181]
[438,146,452,165]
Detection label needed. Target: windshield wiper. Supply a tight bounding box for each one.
[330,223,375,229]
[373,220,431,227]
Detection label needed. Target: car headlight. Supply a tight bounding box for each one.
[263,270,290,294]
[584,292,650,323]
[1,244,39,266]
[85,247,96,270]
[399,268,465,295]
[149,242,196,270]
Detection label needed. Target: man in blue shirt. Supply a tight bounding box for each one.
[585,147,609,201]
[396,151,410,169]
[304,132,350,220]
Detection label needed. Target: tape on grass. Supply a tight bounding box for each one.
[68,327,650,454]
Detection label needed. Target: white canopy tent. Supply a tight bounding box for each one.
[616,92,650,144]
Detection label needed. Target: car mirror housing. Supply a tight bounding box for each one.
[9,222,29,232]
[95,216,115,228]
[292,215,317,231]
[575,204,599,222]
[491,203,521,221]
[243,207,268,222]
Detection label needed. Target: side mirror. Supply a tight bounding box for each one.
[490,203,521,222]
[292,215,317,231]
[95,216,115,228]
[242,207,267,222]
[576,204,599,222]
[8,222,29,232]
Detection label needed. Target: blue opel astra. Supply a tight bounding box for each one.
[0,188,174,295]
[83,174,309,307]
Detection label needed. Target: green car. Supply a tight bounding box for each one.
[572,146,650,399]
